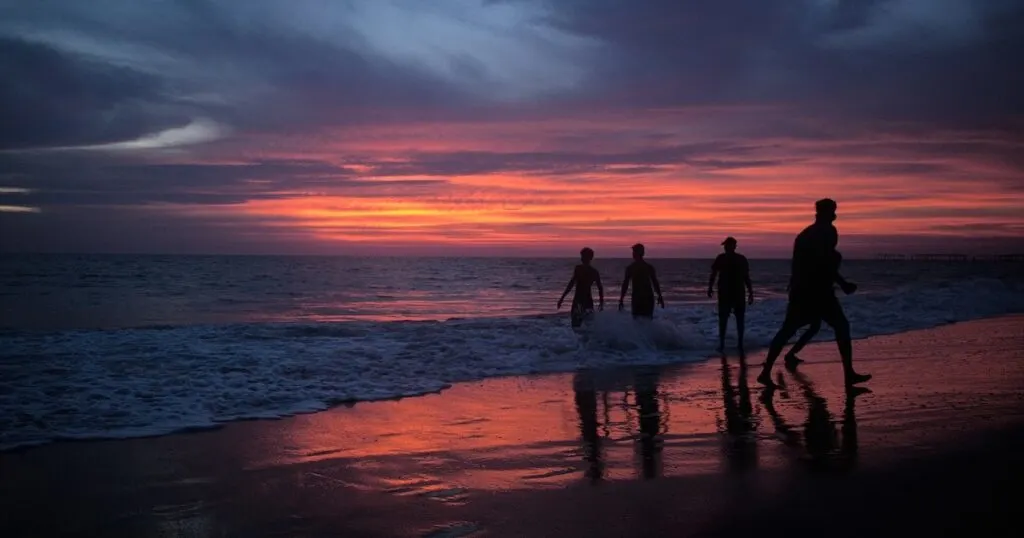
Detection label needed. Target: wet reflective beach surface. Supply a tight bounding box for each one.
[3,317,1023,537]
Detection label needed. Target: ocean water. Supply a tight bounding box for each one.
[2,254,1023,450]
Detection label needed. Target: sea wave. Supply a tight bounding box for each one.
[1,276,1022,451]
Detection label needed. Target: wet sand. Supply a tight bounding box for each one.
[2,316,1023,537]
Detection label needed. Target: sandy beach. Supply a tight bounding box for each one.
[3,315,1023,537]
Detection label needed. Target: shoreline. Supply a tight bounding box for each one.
[3,315,1023,537]
[3,312,1022,454]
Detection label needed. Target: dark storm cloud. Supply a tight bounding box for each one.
[2,0,1021,150]
[549,0,1024,129]
[0,0,589,149]
[0,36,188,149]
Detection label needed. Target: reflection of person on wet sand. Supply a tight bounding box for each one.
[759,376,802,449]
[719,354,757,471]
[760,373,867,471]
[633,370,663,479]
[708,236,754,353]
[757,199,871,387]
[573,371,604,482]
[558,247,604,329]
[797,373,838,462]
[619,243,664,319]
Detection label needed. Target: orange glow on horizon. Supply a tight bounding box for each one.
[167,107,1023,254]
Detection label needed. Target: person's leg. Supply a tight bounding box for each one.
[785,319,820,367]
[757,314,805,385]
[788,320,819,356]
[717,301,730,352]
[632,296,655,320]
[735,301,746,353]
[571,297,588,328]
[821,300,870,385]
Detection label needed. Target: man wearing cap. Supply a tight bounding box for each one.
[708,236,753,353]
[757,198,871,387]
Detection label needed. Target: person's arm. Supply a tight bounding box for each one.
[618,266,631,310]
[833,256,857,294]
[557,275,576,309]
[836,272,857,294]
[595,271,605,310]
[744,258,754,304]
[651,265,664,307]
[707,257,719,298]
[828,235,857,294]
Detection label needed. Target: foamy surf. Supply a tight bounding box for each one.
[2,275,1022,450]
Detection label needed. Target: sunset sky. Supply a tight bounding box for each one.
[1,0,1022,256]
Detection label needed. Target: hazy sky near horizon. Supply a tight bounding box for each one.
[1,0,1022,256]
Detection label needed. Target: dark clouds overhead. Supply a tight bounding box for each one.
[1,0,1022,254]
[0,36,186,149]
[3,0,1022,149]
[549,0,1024,127]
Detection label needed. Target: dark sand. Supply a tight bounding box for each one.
[3,316,1023,537]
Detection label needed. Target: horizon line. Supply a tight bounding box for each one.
[3,251,1022,260]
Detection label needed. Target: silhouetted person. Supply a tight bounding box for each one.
[757,199,870,387]
[708,236,754,353]
[618,243,664,318]
[573,371,604,482]
[558,247,604,328]
[633,369,663,479]
[719,354,757,471]
[783,251,850,365]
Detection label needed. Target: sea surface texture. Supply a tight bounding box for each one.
[2,254,1022,450]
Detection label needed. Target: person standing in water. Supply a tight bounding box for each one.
[757,199,870,387]
[558,247,604,328]
[708,236,754,353]
[618,243,664,318]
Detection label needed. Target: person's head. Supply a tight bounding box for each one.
[631,243,645,260]
[580,247,595,263]
[721,236,738,253]
[815,198,838,223]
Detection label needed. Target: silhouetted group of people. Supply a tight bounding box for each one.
[557,243,665,325]
[557,198,871,388]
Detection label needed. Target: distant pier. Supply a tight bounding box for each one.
[876,253,1024,262]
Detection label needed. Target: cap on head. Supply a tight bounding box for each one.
[815,198,837,216]
[631,243,645,257]
[721,236,738,247]
[580,247,594,261]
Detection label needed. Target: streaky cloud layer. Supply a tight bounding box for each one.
[0,0,1022,255]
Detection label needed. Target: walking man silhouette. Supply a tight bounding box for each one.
[708,236,754,353]
[757,199,871,387]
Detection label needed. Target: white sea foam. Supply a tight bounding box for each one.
[1,276,1022,450]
